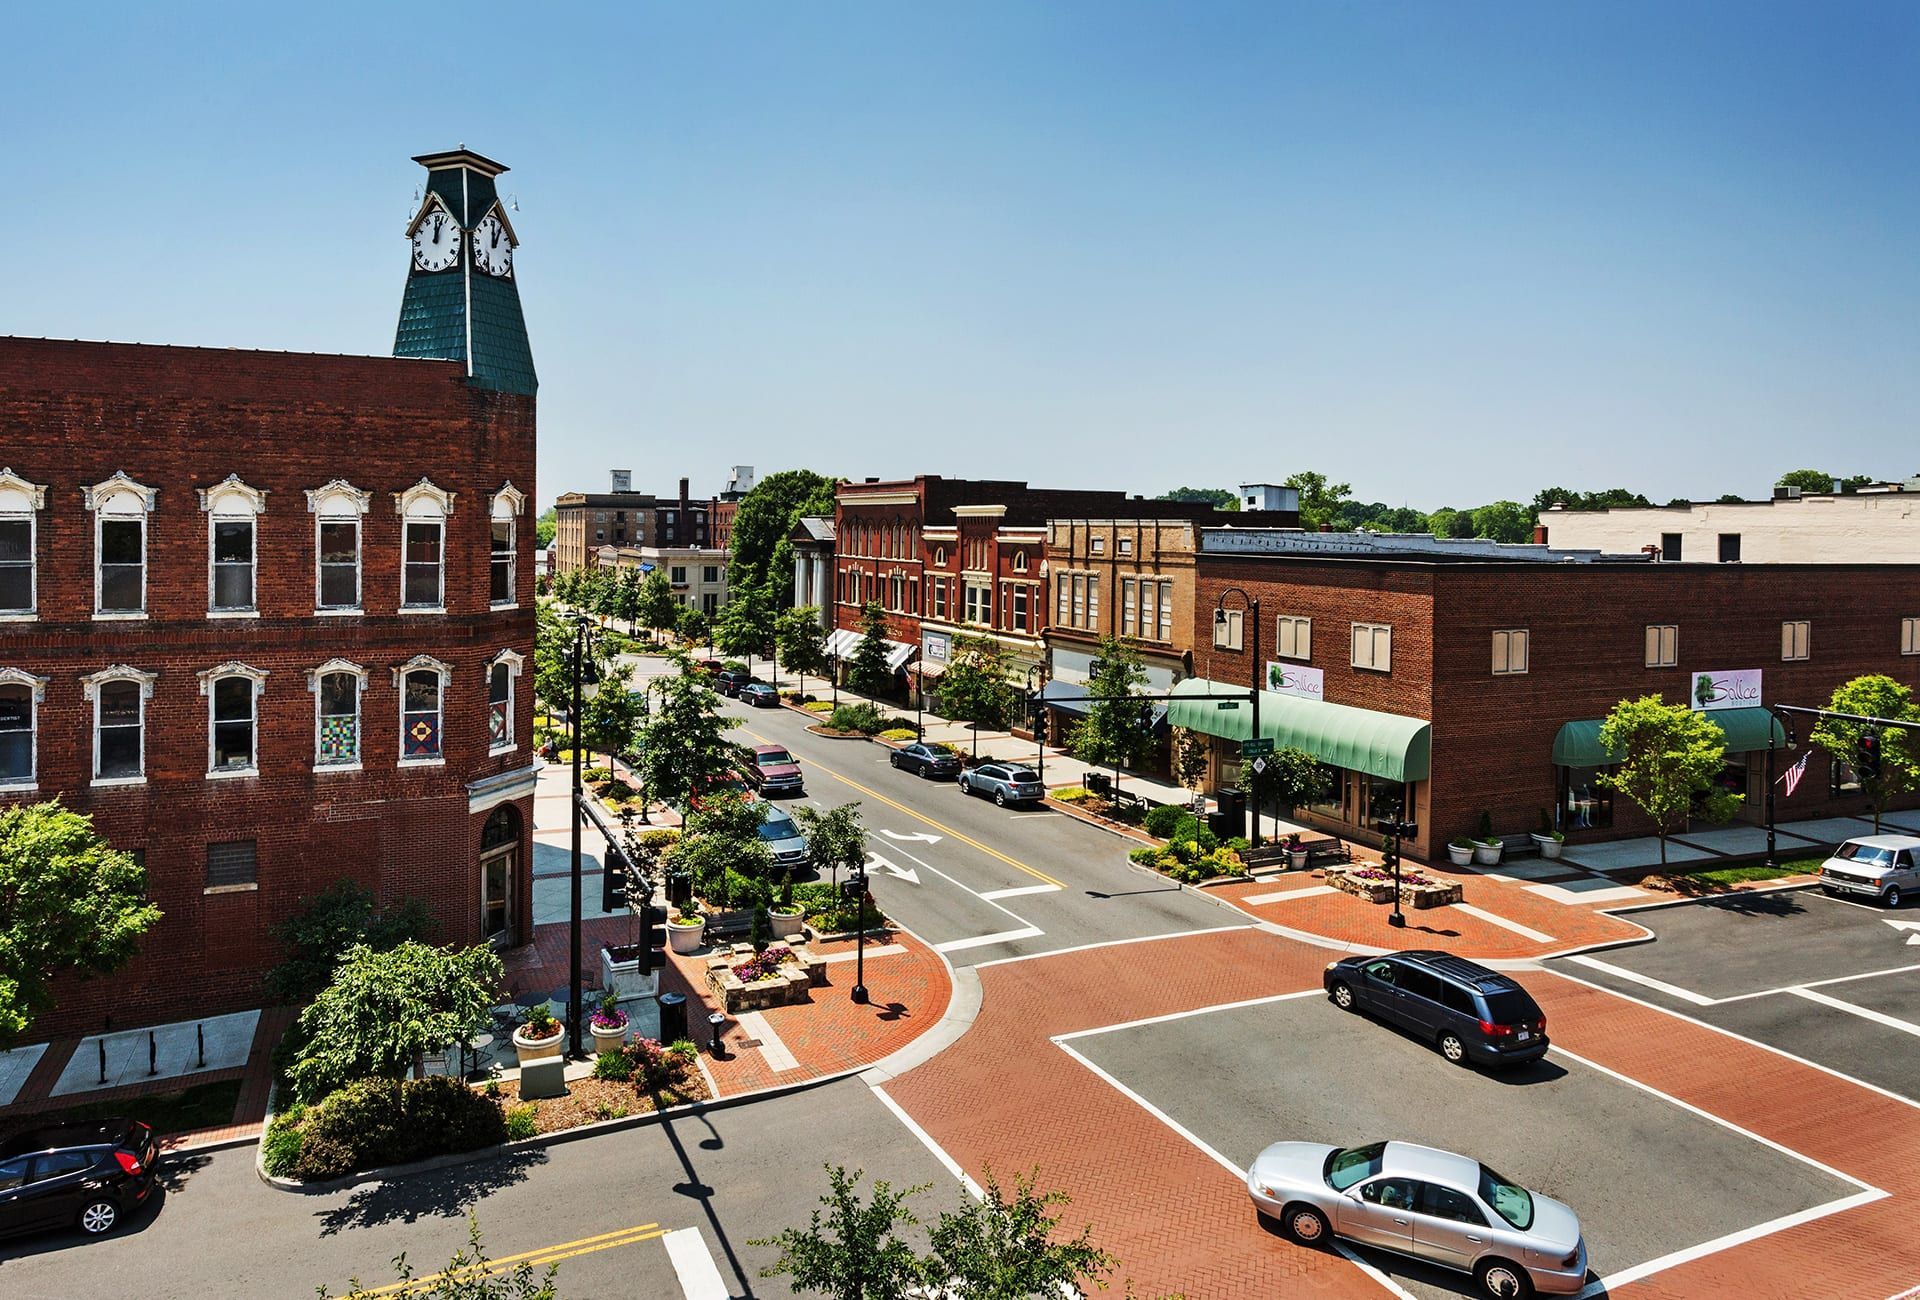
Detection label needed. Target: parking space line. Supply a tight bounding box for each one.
[978,883,1062,901]
[935,927,1045,953]
[971,923,1257,970]
[1713,961,1920,1005]
[734,1011,800,1072]
[1564,954,1715,1005]
[1452,902,1555,944]
[1241,884,1337,905]
[662,1227,730,1300]
[871,1083,984,1198]
[1789,987,1920,1039]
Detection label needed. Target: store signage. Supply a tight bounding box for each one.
[924,632,950,662]
[1267,662,1325,700]
[1690,668,1762,711]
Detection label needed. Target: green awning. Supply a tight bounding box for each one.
[1166,678,1432,783]
[1552,706,1787,768]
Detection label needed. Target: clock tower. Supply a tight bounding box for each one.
[393,148,537,396]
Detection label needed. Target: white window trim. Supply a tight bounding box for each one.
[487,649,525,754]
[309,480,370,614]
[1351,622,1393,673]
[395,654,452,768]
[81,664,156,786]
[396,479,454,614]
[401,518,447,613]
[1781,620,1811,662]
[0,469,47,621]
[199,661,267,778]
[1492,628,1530,676]
[490,483,525,610]
[309,658,369,773]
[87,472,156,620]
[1213,607,1244,651]
[0,667,48,791]
[201,476,267,616]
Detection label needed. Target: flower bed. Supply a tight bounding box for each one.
[1326,865,1464,909]
[704,942,827,1013]
[1128,840,1247,885]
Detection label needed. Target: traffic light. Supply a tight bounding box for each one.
[1857,733,1882,781]
[840,876,865,903]
[600,850,628,913]
[637,904,668,975]
[1033,710,1049,745]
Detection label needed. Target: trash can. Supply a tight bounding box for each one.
[1210,787,1246,840]
[657,991,688,1045]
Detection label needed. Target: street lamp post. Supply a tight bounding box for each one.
[1214,588,1262,848]
[1026,663,1046,785]
[847,862,870,1005]
[829,652,839,708]
[566,615,600,1059]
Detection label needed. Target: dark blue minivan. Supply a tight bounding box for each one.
[1323,950,1549,1069]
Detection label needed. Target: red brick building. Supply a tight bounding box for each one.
[1180,530,1920,863]
[0,149,538,1034]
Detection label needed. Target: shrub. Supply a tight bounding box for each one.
[400,1075,506,1157]
[582,766,615,784]
[878,728,918,742]
[504,1104,538,1141]
[293,1077,403,1180]
[593,1050,634,1081]
[288,1074,506,1181]
[802,700,834,714]
[1050,786,1092,803]
[827,702,888,734]
[594,1102,630,1122]
[265,879,434,1007]
[1144,804,1188,838]
[261,1106,305,1178]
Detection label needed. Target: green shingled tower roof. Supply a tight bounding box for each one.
[393,148,537,396]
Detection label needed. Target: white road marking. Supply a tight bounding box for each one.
[1240,884,1337,905]
[881,829,943,844]
[1007,812,1052,819]
[871,1084,983,1199]
[978,884,1062,901]
[970,923,1256,970]
[1055,989,1324,1043]
[1884,918,1920,944]
[733,1011,799,1072]
[1713,962,1920,1004]
[1789,986,1920,1039]
[866,852,921,886]
[662,1226,729,1300]
[1564,954,1715,1005]
[815,944,908,964]
[934,927,1045,953]
[1453,902,1556,945]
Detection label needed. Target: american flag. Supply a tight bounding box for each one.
[1778,751,1811,798]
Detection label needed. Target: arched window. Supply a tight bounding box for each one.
[487,649,524,753]
[482,803,520,850]
[82,664,157,783]
[307,481,370,613]
[200,662,268,775]
[396,655,450,764]
[0,469,47,617]
[0,668,46,788]
[394,479,455,612]
[200,475,268,615]
[86,472,156,618]
[310,659,367,769]
[1012,549,1028,573]
[491,483,526,608]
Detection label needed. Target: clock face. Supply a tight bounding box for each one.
[472,213,513,277]
[411,207,462,272]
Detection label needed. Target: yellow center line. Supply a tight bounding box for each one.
[744,726,1066,889]
[347,1223,663,1296]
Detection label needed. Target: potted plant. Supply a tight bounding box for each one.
[1286,833,1309,872]
[1472,811,1503,865]
[667,901,706,954]
[1447,835,1476,867]
[512,1001,564,1067]
[589,990,629,1054]
[1530,809,1565,860]
[769,870,806,940]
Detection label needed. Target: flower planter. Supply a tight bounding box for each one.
[1325,869,1399,904]
[1473,841,1503,866]
[1288,849,1310,871]
[1531,833,1564,860]
[769,906,806,940]
[600,944,658,1002]
[667,917,706,954]
[1447,843,1476,867]
[511,1024,564,1068]
[590,1020,629,1054]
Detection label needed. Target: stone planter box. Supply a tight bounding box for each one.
[703,943,828,1014]
[601,945,659,1002]
[1325,870,1398,904]
[1401,879,1464,909]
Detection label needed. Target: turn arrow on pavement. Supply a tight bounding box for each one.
[866,852,921,886]
[1885,919,1920,945]
[880,830,943,845]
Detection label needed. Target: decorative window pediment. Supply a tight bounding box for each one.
[393,654,452,687]
[0,469,47,513]
[84,472,157,516]
[198,474,268,515]
[0,667,48,701]
[197,662,269,696]
[80,665,157,700]
[487,648,526,678]
[404,190,458,239]
[308,658,369,691]
[395,478,456,519]
[491,481,528,519]
[306,480,372,516]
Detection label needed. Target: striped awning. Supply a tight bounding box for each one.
[825,628,917,673]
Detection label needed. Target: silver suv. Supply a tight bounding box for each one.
[1820,834,1920,907]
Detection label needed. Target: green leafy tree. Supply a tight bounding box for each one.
[1775,468,1840,495]
[727,469,839,610]
[1262,747,1331,813]
[533,507,558,550]
[0,802,162,1046]
[847,601,898,698]
[1154,486,1239,511]
[610,566,643,629]
[1469,500,1534,544]
[671,791,774,903]
[318,1213,558,1300]
[796,802,869,886]
[1809,675,1920,833]
[266,880,434,1006]
[753,1165,928,1300]
[579,660,644,771]
[1529,486,1653,514]
[935,634,1018,753]
[676,604,711,648]
[534,601,615,722]
[637,653,742,812]
[287,941,502,1103]
[923,1169,1116,1299]
[1595,695,1739,866]
[776,606,830,680]
[716,584,776,669]
[1425,506,1475,539]
[637,569,678,635]
[1282,471,1353,530]
[1171,727,1210,792]
[1071,635,1154,795]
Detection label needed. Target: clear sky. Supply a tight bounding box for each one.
[6,2,1916,511]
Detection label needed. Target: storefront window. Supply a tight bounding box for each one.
[1557,765,1614,830]
[1697,759,1748,810]
[1304,763,1345,821]
[1366,778,1410,828]
[1830,757,1862,796]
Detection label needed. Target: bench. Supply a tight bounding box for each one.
[1495,832,1540,860]
[1298,837,1352,866]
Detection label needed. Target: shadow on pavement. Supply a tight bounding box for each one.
[313,1149,548,1236]
[659,1111,757,1298]
[1253,1217,1605,1299]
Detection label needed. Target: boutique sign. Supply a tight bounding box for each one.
[1690,668,1762,712]
[1267,662,1325,701]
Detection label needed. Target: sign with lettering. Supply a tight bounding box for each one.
[1690,668,1762,711]
[1267,662,1325,701]
[923,632,950,662]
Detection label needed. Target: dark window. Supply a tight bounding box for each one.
[0,683,31,784]
[1718,533,1741,563]
[488,662,512,748]
[1482,990,1540,1025]
[97,680,142,779]
[1359,1177,1418,1209]
[1439,983,1478,1015]
[99,518,144,612]
[211,677,255,771]
[1660,532,1682,562]
[403,522,443,608]
[0,518,31,611]
[1361,960,1396,985]
[28,1150,95,1182]
[212,520,254,609]
[490,520,514,605]
[1557,764,1614,829]
[1420,1184,1487,1225]
[206,840,257,888]
[0,1156,26,1190]
[1395,966,1443,1002]
[318,521,359,608]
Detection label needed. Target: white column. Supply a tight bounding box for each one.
[811,553,829,615]
[794,552,808,607]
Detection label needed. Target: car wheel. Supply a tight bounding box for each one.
[890,754,902,769]
[78,1198,120,1235]
[1886,885,1903,908]
[994,789,1008,807]
[1475,1258,1533,1300]
[1282,1203,1330,1246]
[1439,1031,1470,1065]
[1329,981,1356,1011]
[919,765,932,779]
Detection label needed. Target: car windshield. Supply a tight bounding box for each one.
[1478,1164,1534,1230]
[758,813,799,842]
[1482,991,1540,1024]
[1008,769,1039,783]
[1323,1142,1385,1191]
[758,750,793,766]
[1836,843,1894,866]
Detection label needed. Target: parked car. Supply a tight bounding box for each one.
[1247,1139,1586,1298]
[738,682,780,708]
[713,668,752,697]
[957,763,1045,807]
[1819,834,1920,907]
[1323,951,1548,1070]
[745,743,805,796]
[0,1119,159,1239]
[757,804,811,871]
[891,742,962,780]
[693,658,726,677]
[687,771,753,812]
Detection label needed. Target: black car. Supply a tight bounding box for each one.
[738,682,780,708]
[0,1118,158,1238]
[1323,951,1549,1069]
[890,742,962,780]
[713,669,752,698]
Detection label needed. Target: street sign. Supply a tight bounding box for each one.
[1251,757,1268,774]
[1216,701,1237,711]
[1240,737,1274,757]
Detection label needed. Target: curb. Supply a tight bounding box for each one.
[1041,797,1158,846]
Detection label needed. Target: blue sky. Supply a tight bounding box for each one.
[6,2,1916,510]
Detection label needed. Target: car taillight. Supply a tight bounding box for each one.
[1561,1247,1580,1268]
[1537,1015,1547,1035]
[1478,1020,1516,1037]
[115,1150,144,1176]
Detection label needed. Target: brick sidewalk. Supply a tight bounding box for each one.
[661,929,951,1095]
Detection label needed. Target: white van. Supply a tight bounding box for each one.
[1819,835,1920,908]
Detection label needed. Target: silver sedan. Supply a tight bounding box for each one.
[1247,1139,1587,1298]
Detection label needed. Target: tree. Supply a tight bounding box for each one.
[265,880,434,1006]
[753,1165,929,1300]
[715,584,775,669]
[1529,486,1652,514]
[637,653,741,813]
[1425,507,1474,539]
[846,601,897,699]
[670,791,774,904]
[0,801,162,1046]
[1469,500,1534,544]
[796,802,869,886]
[1282,471,1353,530]
[1171,727,1210,793]
[924,1169,1115,1299]
[1262,747,1331,814]
[1595,695,1739,866]
[318,1213,558,1300]
[287,940,502,1103]
[776,606,830,680]
[534,507,558,550]
[1071,635,1154,795]
[727,469,838,610]
[676,604,711,648]
[610,566,644,630]
[1154,486,1239,511]
[579,660,644,771]
[534,600,615,721]
[1809,675,1920,833]
[1775,468,1837,495]
[636,569,678,636]
[935,634,1018,753]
